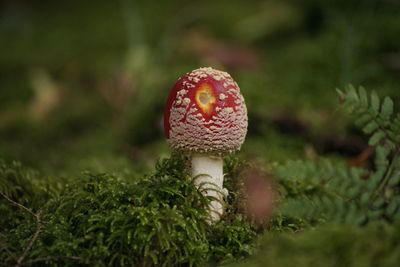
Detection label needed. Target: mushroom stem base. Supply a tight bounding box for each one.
[191,155,225,222]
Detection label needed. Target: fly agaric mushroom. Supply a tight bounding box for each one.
[164,67,248,222]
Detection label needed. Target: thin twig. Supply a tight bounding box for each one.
[16,211,42,267]
[0,192,36,218]
[372,149,400,201]
[0,191,43,267]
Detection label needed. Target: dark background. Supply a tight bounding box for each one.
[1,0,399,175]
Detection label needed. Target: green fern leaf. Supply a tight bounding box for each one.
[370,91,380,114]
[381,96,394,120]
[358,86,368,108]
[369,130,385,145]
[355,113,372,126]
[363,121,379,134]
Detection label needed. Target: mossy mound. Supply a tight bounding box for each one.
[0,154,256,266]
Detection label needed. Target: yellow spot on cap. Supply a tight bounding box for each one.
[195,83,216,115]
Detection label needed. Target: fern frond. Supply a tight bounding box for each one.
[277,87,400,226]
[338,85,400,148]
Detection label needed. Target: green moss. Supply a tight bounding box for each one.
[0,154,257,266]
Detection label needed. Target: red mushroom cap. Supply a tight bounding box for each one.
[164,67,248,155]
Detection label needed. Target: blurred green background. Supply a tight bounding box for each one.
[1,0,399,176]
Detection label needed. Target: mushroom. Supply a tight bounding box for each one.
[164,67,248,222]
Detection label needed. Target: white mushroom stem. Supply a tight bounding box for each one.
[191,154,227,222]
